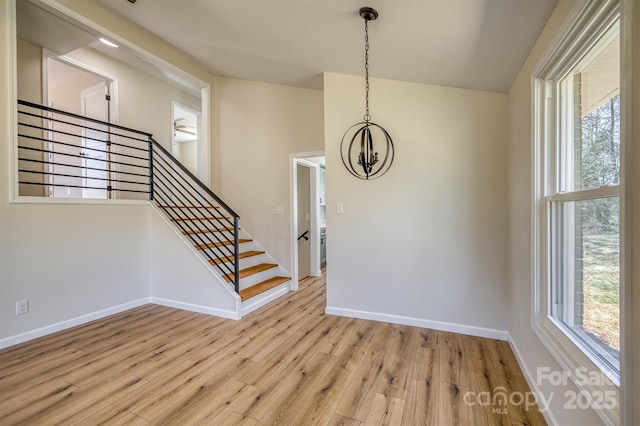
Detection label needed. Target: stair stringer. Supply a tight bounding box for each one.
[149,205,241,319]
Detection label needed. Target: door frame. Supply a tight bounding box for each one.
[171,100,202,172]
[80,81,110,199]
[289,151,324,290]
[42,50,118,198]
[42,50,119,126]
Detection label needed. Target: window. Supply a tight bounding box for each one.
[534,1,621,424]
[550,24,621,375]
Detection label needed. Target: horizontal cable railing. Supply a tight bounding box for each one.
[151,139,241,293]
[17,99,152,199]
[16,99,241,294]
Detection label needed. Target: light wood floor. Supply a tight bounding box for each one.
[0,274,546,425]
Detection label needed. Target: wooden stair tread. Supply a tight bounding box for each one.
[239,276,290,301]
[209,250,265,266]
[224,263,277,283]
[184,227,235,235]
[195,239,251,250]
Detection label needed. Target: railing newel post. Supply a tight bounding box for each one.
[234,216,240,294]
[148,136,154,201]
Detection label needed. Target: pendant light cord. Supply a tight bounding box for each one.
[364,18,371,124]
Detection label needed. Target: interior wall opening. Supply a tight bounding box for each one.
[14,0,211,200]
[290,152,325,289]
[172,102,200,177]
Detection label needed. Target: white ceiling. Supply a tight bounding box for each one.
[97,0,558,93]
[17,0,206,97]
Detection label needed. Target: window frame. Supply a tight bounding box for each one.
[532,1,622,424]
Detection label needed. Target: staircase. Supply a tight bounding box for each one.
[150,138,292,312]
[156,203,291,302]
[17,99,293,317]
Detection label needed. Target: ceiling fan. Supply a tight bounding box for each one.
[174,119,196,137]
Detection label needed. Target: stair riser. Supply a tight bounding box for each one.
[187,217,231,224]
[184,230,236,240]
[241,281,290,307]
[217,253,268,270]
[188,237,238,251]
[186,230,234,240]
[183,225,246,237]
[173,220,236,233]
[163,209,218,217]
[159,205,221,214]
[238,267,278,290]
[161,209,222,217]
[199,241,255,258]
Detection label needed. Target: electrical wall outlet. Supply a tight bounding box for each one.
[16,299,29,315]
[517,314,522,330]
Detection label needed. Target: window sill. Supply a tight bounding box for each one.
[532,316,620,425]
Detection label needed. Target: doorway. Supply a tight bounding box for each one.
[80,82,110,199]
[16,0,213,197]
[172,102,200,175]
[290,152,325,289]
[44,54,115,199]
[297,164,312,280]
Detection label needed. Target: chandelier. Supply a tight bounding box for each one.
[340,7,395,180]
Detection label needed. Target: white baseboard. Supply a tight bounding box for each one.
[325,306,508,341]
[150,297,239,320]
[241,283,290,317]
[0,298,151,350]
[508,334,558,426]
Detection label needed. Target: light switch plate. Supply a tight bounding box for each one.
[336,202,344,214]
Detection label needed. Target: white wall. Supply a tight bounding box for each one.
[16,38,45,196]
[16,38,42,104]
[7,31,150,344]
[0,202,151,344]
[0,0,214,346]
[213,77,324,272]
[507,1,612,424]
[175,140,197,175]
[64,47,200,151]
[149,209,238,319]
[47,58,106,113]
[323,72,509,335]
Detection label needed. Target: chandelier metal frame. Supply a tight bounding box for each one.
[340,7,395,180]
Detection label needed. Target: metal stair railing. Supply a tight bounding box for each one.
[16,99,241,294]
[150,139,241,293]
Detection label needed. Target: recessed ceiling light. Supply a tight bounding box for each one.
[99,38,119,48]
